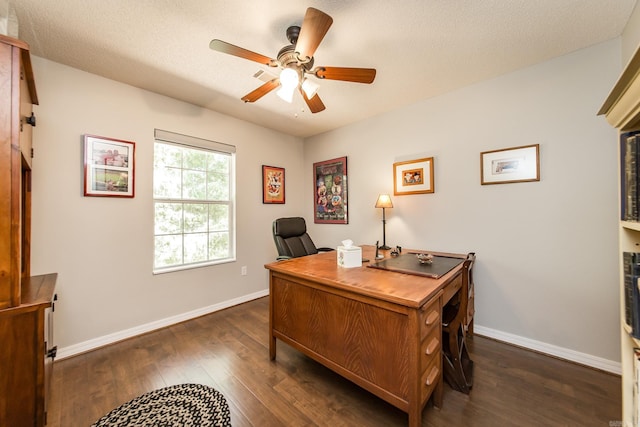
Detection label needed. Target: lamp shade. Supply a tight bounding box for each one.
[375,194,393,209]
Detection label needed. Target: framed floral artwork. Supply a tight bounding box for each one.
[262,165,285,204]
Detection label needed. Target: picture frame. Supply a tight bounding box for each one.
[393,157,435,195]
[480,144,540,185]
[83,134,135,197]
[262,165,285,204]
[314,156,348,224]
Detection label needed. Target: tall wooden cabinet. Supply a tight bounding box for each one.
[0,34,57,426]
[599,47,640,427]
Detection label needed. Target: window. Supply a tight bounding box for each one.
[153,129,235,273]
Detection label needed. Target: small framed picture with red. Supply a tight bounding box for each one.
[84,134,135,198]
[262,165,285,204]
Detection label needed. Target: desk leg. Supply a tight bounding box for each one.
[433,377,443,409]
[408,405,421,427]
[270,335,276,360]
[408,376,442,427]
[269,276,276,360]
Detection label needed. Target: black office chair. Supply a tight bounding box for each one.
[272,217,334,260]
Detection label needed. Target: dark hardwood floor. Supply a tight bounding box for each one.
[47,296,621,426]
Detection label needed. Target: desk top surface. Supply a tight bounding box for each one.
[265,245,466,308]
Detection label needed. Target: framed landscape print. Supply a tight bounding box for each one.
[480,144,540,185]
[262,165,285,204]
[314,156,348,224]
[83,134,135,197]
[393,157,434,195]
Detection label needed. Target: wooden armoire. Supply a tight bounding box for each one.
[0,33,57,426]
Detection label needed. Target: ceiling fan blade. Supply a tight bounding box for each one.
[313,67,376,84]
[210,39,276,66]
[300,88,326,113]
[241,78,280,103]
[295,8,333,61]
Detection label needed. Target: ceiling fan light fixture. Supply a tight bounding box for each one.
[277,85,296,103]
[301,78,319,98]
[279,67,299,89]
[209,7,375,113]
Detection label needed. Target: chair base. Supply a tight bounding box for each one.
[443,328,474,394]
[444,351,474,394]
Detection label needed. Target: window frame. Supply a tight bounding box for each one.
[152,129,236,274]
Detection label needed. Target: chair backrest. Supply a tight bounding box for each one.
[462,252,476,305]
[272,217,319,259]
[443,252,475,328]
[465,252,476,330]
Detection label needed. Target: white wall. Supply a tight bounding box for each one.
[304,40,621,370]
[30,39,625,371]
[29,58,306,356]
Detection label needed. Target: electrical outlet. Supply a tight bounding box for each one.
[241,266,247,276]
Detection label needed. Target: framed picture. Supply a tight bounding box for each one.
[83,134,135,197]
[314,156,348,224]
[480,144,540,185]
[393,157,434,195]
[262,165,285,204]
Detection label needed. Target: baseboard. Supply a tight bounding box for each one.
[55,289,269,360]
[56,295,621,375]
[473,325,621,375]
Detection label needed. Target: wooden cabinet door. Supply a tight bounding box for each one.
[0,40,18,309]
[19,56,34,169]
[0,308,39,426]
[0,36,37,309]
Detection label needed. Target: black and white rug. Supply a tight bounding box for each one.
[91,383,232,426]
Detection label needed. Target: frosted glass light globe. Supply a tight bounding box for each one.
[279,68,299,88]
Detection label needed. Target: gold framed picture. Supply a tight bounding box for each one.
[393,157,434,195]
[480,144,540,185]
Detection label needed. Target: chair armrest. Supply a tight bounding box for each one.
[317,247,334,252]
[277,255,292,261]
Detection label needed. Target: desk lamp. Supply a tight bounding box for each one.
[375,194,393,250]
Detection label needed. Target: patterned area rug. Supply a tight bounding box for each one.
[91,383,232,426]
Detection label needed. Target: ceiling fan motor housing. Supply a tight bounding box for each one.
[277,44,314,75]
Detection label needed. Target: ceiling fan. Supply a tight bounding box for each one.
[209,7,376,113]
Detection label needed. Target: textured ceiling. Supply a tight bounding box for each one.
[8,0,638,138]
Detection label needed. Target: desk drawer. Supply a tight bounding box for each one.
[420,326,440,370]
[420,352,441,403]
[419,298,440,341]
[441,273,462,307]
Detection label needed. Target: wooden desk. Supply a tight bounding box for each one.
[265,246,466,427]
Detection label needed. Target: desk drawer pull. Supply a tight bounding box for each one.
[425,310,439,326]
[425,337,439,355]
[425,365,439,386]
